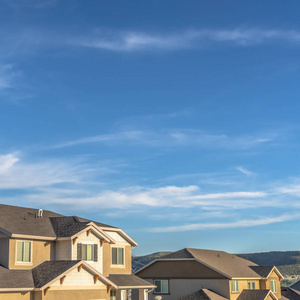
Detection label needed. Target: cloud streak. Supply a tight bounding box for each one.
[149,214,300,232]
[73,28,300,52]
[52,129,275,150]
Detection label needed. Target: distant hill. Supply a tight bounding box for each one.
[132,250,300,276]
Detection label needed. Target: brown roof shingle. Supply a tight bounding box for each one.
[0,204,115,238]
[32,260,80,288]
[108,274,155,288]
[237,290,271,300]
[0,265,34,289]
[177,289,228,300]
[168,248,260,279]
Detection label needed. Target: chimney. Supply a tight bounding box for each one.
[37,209,43,218]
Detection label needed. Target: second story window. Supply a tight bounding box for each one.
[270,280,277,293]
[248,282,255,289]
[154,279,169,294]
[77,243,98,262]
[111,247,124,265]
[82,244,94,261]
[231,280,239,293]
[17,241,31,263]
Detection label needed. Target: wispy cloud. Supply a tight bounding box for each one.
[149,214,300,232]
[73,28,300,52]
[236,166,255,176]
[51,129,275,150]
[0,64,19,91]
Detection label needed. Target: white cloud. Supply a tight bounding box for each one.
[149,214,300,232]
[236,166,254,176]
[52,129,275,150]
[0,152,88,189]
[0,154,19,173]
[23,184,271,211]
[73,29,300,52]
[0,64,17,90]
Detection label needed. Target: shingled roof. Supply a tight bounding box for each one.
[0,204,115,238]
[108,274,155,288]
[177,289,228,300]
[0,265,34,289]
[237,290,274,300]
[32,260,80,288]
[160,248,260,278]
[249,266,275,278]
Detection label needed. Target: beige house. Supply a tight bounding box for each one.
[135,248,287,300]
[0,204,154,300]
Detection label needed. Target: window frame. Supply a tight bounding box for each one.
[110,290,116,300]
[16,240,32,263]
[111,247,125,266]
[153,279,169,294]
[248,281,255,289]
[81,243,94,262]
[231,280,239,293]
[270,280,277,293]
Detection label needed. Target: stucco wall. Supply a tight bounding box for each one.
[9,238,54,269]
[56,240,72,260]
[40,289,108,300]
[0,238,9,268]
[0,292,31,300]
[142,278,230,300]
[229,280,260,300]
[102,242,131,276]
[72,231,103,273]
[265,270,281,299]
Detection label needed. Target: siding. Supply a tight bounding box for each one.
[72,231,103,274]
[56,240,72,260]
[0,238,9,268]
[140,279,230,300]
[50,266,105,287]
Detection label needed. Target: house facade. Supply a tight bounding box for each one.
[0,204,154,300]
[135,248,287,300]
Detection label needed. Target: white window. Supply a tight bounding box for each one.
[110,290,116,300]
[17,241,32,263]
[231,280,239,293]
[121,290,126,300]
[154,279,169,294]
[248,281,255,289]
[271,280,277,293]
[82,244,94,261]
[111,247,124,265]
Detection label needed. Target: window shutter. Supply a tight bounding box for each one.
[77,243,82,260]
[94,244,98,262]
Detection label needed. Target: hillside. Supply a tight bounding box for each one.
[132,250,300,276]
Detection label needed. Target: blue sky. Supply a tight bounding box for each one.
[1,0,300,256]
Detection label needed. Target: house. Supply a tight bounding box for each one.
[282,279,300,300]
[134,248,287,300]
[281,287,300,300]
[0,204,155,300]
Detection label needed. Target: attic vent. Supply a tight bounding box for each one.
[37,209,43,218]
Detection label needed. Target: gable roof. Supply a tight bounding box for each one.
[0,204,136,244]
[147,248,260,279]
[250,266,283,279]
[0,265,34,290]
[237,290,276,300]
[32,260,80,288]
[177,289,228,300]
